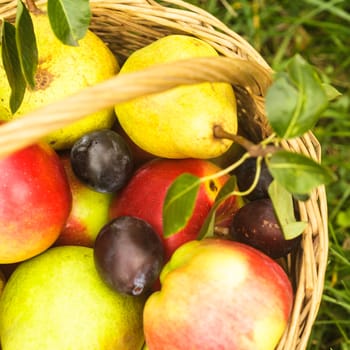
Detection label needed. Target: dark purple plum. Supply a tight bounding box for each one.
[234,157,273,201]
[229,198,301,259]
[94,216,164,296]
[70,129,134,193]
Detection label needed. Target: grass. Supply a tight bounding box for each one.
[187,0,350,348]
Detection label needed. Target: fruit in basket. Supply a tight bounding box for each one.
[0,12,119,150]
[143,238,293,350]
[70,129,134,193]
[0,142,72,264]
[94,216,164,296]
[115,34,237,159]
[55,153,113,247]
[214,193,245,232]
[109,158,232,260]
[229,198,301,259]
[0,245,145,350]
[234,157,273,201]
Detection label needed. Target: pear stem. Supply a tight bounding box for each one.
[213,125,278,157]
[25,0,42,14]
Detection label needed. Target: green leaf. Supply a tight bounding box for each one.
[47,0,91,46]
[266,54,328,139]
[216,175,238,202]
[292,193,310,202]
[322,83,342,101]
[163,174,200,238]
[268,180,307,239]
[16,0,38,88]
[267,150,336,195]
[283,221,308,240]
[197,175,238,240]
[1,21,26,114]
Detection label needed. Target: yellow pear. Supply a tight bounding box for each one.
[0,13,119,149]
[115,34,237,159]
[0,245,145,350]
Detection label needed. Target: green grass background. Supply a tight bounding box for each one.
[187,1,350,349]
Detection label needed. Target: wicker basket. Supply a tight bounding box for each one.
[0,1,328,349]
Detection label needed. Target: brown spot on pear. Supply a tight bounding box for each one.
[34,67,54,90]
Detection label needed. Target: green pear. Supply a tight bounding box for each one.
[0,12,119,150]
[0,246,145,350]
[115,34,237,159]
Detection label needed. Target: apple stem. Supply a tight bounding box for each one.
[213,125,278,158]
[25,0,42,14]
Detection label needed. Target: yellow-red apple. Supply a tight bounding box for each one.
[0,143,72,263]
[143,238,294,350]
[109,158,234,260]
[55,153,113,247]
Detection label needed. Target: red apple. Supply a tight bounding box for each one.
[0,143,72,263]
[109,158,235,260]
[214,193,245,235]
[143,238,294,350]
[55,153,113,247]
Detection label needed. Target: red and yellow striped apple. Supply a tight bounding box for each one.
[0,143,72,263]
[109,158,236,261]
[143,238,294,350]
[55,154,113,247]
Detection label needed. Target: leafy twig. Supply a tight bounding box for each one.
[213,125,279,157]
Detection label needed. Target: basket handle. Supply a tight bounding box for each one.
[0,56,273,158]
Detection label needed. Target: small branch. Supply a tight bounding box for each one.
[213,125,278,157]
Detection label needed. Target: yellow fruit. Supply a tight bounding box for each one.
[0,246,145,350]
[0,13,119,149]
[115,34,237,159]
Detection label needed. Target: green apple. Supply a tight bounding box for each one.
[55,153,113,247]
[0,246,145,350]
[143,238,294,350]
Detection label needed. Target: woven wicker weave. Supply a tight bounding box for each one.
[0,1,328,349]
